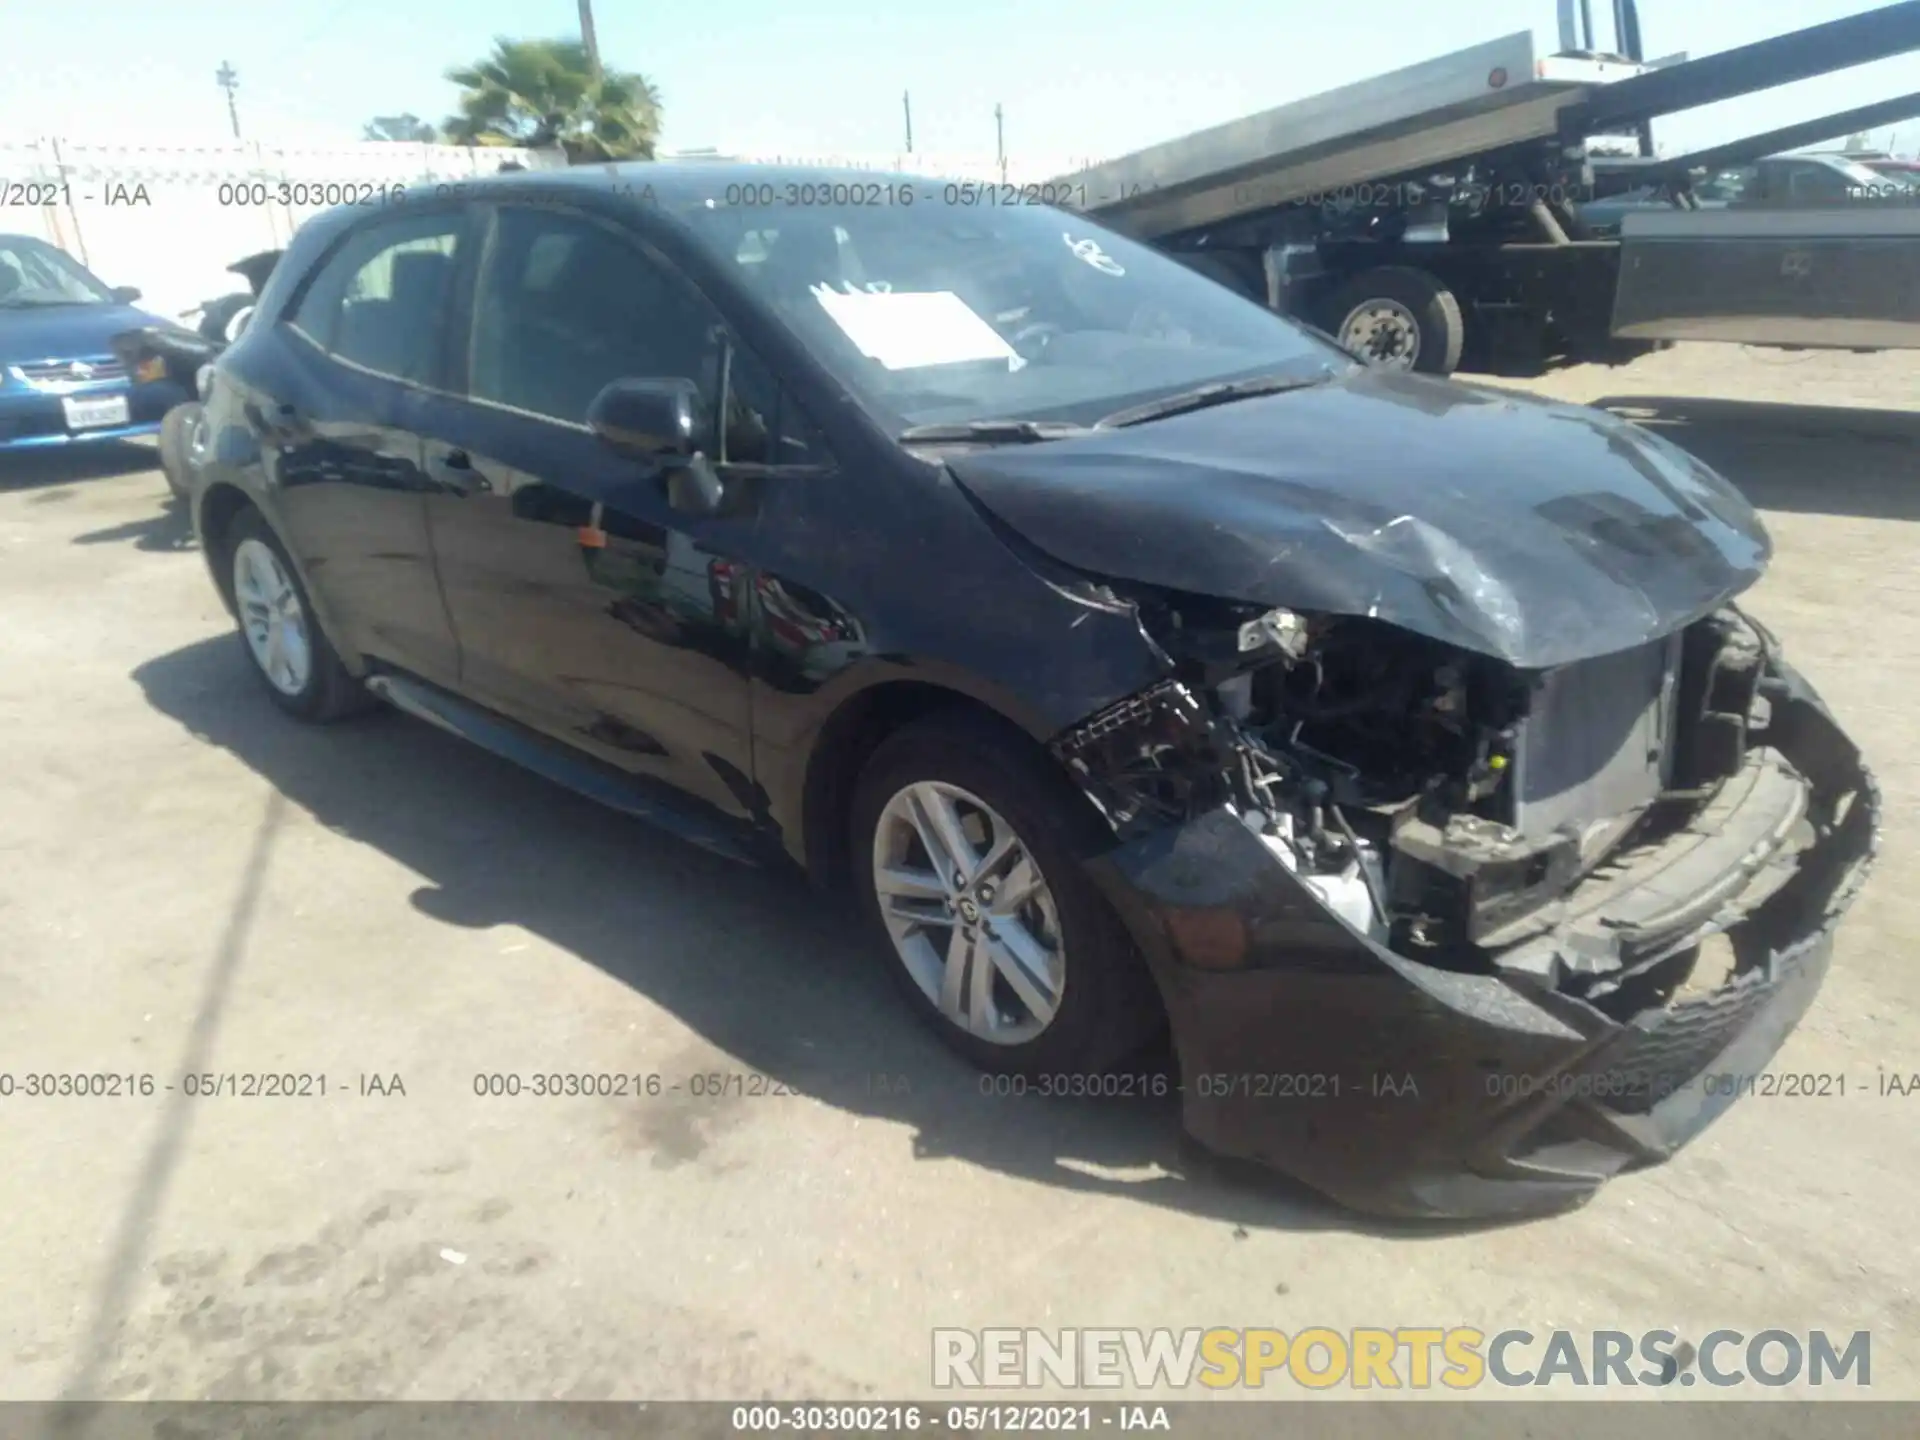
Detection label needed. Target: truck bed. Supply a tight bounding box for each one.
[1056,31,1648,241]
[1612,205,1920,351]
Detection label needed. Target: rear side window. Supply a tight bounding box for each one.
[287,209,465,383]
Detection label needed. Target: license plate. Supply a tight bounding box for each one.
[62,394,130,431]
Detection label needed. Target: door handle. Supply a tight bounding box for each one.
[428,447,489,495]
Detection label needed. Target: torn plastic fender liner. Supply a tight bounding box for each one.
[1078,661,1878,1220]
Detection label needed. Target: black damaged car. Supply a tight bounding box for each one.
[184,164,1878,1219]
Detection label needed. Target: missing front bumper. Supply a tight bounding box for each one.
[1085,656,1878,1219]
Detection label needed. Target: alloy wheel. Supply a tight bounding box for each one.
[187,408,212,468]
[872,781,1065,1045]
[232,536,312,696]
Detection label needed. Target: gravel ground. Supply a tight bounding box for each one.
[0,343,1914,1413]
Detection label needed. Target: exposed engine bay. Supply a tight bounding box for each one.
[1053,590,1846,1022]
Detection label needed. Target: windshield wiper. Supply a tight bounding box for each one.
[0,298,96,310]
[897,419,1092,446]
[1093,366,1340,429]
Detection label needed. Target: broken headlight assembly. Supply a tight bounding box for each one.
[1054,590,1805,994]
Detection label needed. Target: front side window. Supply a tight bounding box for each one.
[468,206,722,427]
[1784,163,1854,205]
[1694,166,1755,205]
[466,205,820,466]
[671,195,1345,432]
[287,209,463,382]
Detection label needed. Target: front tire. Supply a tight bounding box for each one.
[850,712,1163,1077]
[223,507,369,722]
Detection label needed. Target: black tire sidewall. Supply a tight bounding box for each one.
[849,713,1162,1078]
[1325,267,1464,375]
[223,508,351,721]
[157,402,201,499]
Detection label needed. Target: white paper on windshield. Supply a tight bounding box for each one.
[810,285,1018,371]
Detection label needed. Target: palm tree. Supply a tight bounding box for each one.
[443,38,662,163]
[363,113,438,143]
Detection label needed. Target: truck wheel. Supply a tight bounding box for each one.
[1323,266,1465,375]
[157,402,203,500]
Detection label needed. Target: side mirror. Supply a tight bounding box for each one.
[587,377,724,515]
[111,285,143,304]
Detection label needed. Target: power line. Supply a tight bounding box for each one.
[215,62,242,139]
[579,0,603,81]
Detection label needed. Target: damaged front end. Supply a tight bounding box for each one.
[1055,595,1879,1220]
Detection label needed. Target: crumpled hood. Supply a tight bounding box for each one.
[945,369,1771,670]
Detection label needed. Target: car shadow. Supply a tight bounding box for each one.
[72,494,196,552]
[132,635,1523,1241]
[1589,395,1920,522]
[0,441,161,492]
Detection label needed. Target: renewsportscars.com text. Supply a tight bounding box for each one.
[932,1327,1871,1390]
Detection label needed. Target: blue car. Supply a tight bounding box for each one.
[0,233,193,453]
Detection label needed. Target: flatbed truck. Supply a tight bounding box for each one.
[1054,0,1920,374]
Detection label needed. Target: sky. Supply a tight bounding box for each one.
[2,0,1918,163]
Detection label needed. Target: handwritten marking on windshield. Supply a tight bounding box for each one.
[1063,234,1125,276]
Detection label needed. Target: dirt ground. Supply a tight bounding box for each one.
[0,343,1915,1410]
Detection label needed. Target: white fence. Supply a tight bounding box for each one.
[660,149,1112,184]
[1,139,1112,319]
[0,138,564,318]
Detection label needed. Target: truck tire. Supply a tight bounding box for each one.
[1322,266,1465,375]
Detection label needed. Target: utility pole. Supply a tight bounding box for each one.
[215,62,242,139]
[995,103,1005,182]
[578,0,603,80]
[903,92,913,154]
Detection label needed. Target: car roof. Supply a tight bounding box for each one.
[294,162,941,246]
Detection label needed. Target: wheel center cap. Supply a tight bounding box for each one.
[956,896,981,925]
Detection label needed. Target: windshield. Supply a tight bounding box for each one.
[0,236,115,307]
[673,192,1347,431]
[1827,156,1899,190]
